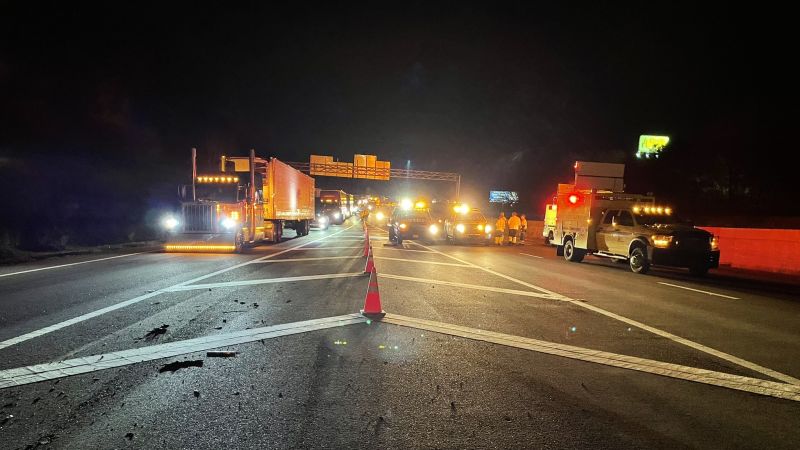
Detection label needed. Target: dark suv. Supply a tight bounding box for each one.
[388,208,440,244]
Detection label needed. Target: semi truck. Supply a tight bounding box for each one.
[318,189,350,224]
[164,149,314,252]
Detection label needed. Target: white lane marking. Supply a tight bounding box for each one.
[0,252,146,279]
[165,272,365,291]
[0,226,355,351]
[373,256,472,268]
[0,314,366,389]
[380,273,559,300]
[382,314,800,402]
[520,252,543,259]
[414,242,800,386]
[658,282,740,300]
[372,247,435,253]
[252,256,363,263]
[289,246,363,250]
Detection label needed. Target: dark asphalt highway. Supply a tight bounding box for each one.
[1,218,799,449]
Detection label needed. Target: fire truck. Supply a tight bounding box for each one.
[542,198,557,245]
[164,149,315,252]
[553,183,720,275]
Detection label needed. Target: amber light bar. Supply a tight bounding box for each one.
[165,245,236,252]
[196,175,239,183]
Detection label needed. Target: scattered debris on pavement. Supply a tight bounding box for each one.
[158,360,203,373]
[144,324,169,341]
[206,351,238,358]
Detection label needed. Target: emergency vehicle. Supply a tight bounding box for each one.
[443,204,492,244]
[388,199,439,244]
[553,183,720,275]
[164,150,314,252]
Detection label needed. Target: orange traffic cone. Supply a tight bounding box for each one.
[363,246,375,274]
[361,266,385,318]
[363,231,370,257]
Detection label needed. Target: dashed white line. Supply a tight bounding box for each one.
[0,252,146,278]
[520,252,543,259]
[0,226,355,351]
[658,282,740,300]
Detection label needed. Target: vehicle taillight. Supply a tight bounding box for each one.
[568,194,579,205]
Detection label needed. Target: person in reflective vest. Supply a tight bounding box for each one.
[507,212,521,245]
[494,212,506,245]
[519,214,528,244]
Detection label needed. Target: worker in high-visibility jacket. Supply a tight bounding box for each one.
[519,214,528,244]
[507,212,521,245]
[494,212,506,245]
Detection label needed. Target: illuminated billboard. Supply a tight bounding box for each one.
[489,191,519,203]
[637,135,670,158]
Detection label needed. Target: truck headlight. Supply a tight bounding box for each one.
[162,216,179,230]
[334,212,341,219]
[376,212,385,221]
[484,225,492,233]
[652,235,673,248]
[429,224,439,234]
[456,224,465,233]
[399,223,407,229]
[710,236,719,250]
[318,216,328,224]
[221,218,237,230]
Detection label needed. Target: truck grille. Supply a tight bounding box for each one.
[676,237,710,252]
[182,203,216,232]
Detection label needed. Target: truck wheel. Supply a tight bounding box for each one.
[689,265,709,276]
[563,239,584,262]
[234,232,245,253]
[629,247,650,274]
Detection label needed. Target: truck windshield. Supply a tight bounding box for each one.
[195,185,240,203]
[635,214,679,226]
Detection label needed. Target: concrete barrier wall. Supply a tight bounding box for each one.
[699,227,800,275]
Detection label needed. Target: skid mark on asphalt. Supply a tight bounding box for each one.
[0,225,356,351]
[658,282,740,300]
[412,241,800,386]
[0,314,366,389]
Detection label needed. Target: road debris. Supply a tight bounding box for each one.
[253,303,259,308]
[206,351,238,358]
[158,360,203,373]
[193,390,200,398]
[144,324,169,341]
[125,432,134,441]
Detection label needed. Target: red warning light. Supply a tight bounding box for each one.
[568,194,579,204]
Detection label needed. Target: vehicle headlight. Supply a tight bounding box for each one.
[456,224,465,233]
[710,236,719,250]
[334,212,341,219]
[652,234,673,248]
[477,224,484,231]
[221,218,237,230]
[399,223,407,229]
[318,216,328,224]
[484,225,492,233]
[376,212,385,221]
[162,216,179,230]
[429,224,439,234]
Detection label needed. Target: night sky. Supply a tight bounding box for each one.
[1,3,795,248]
